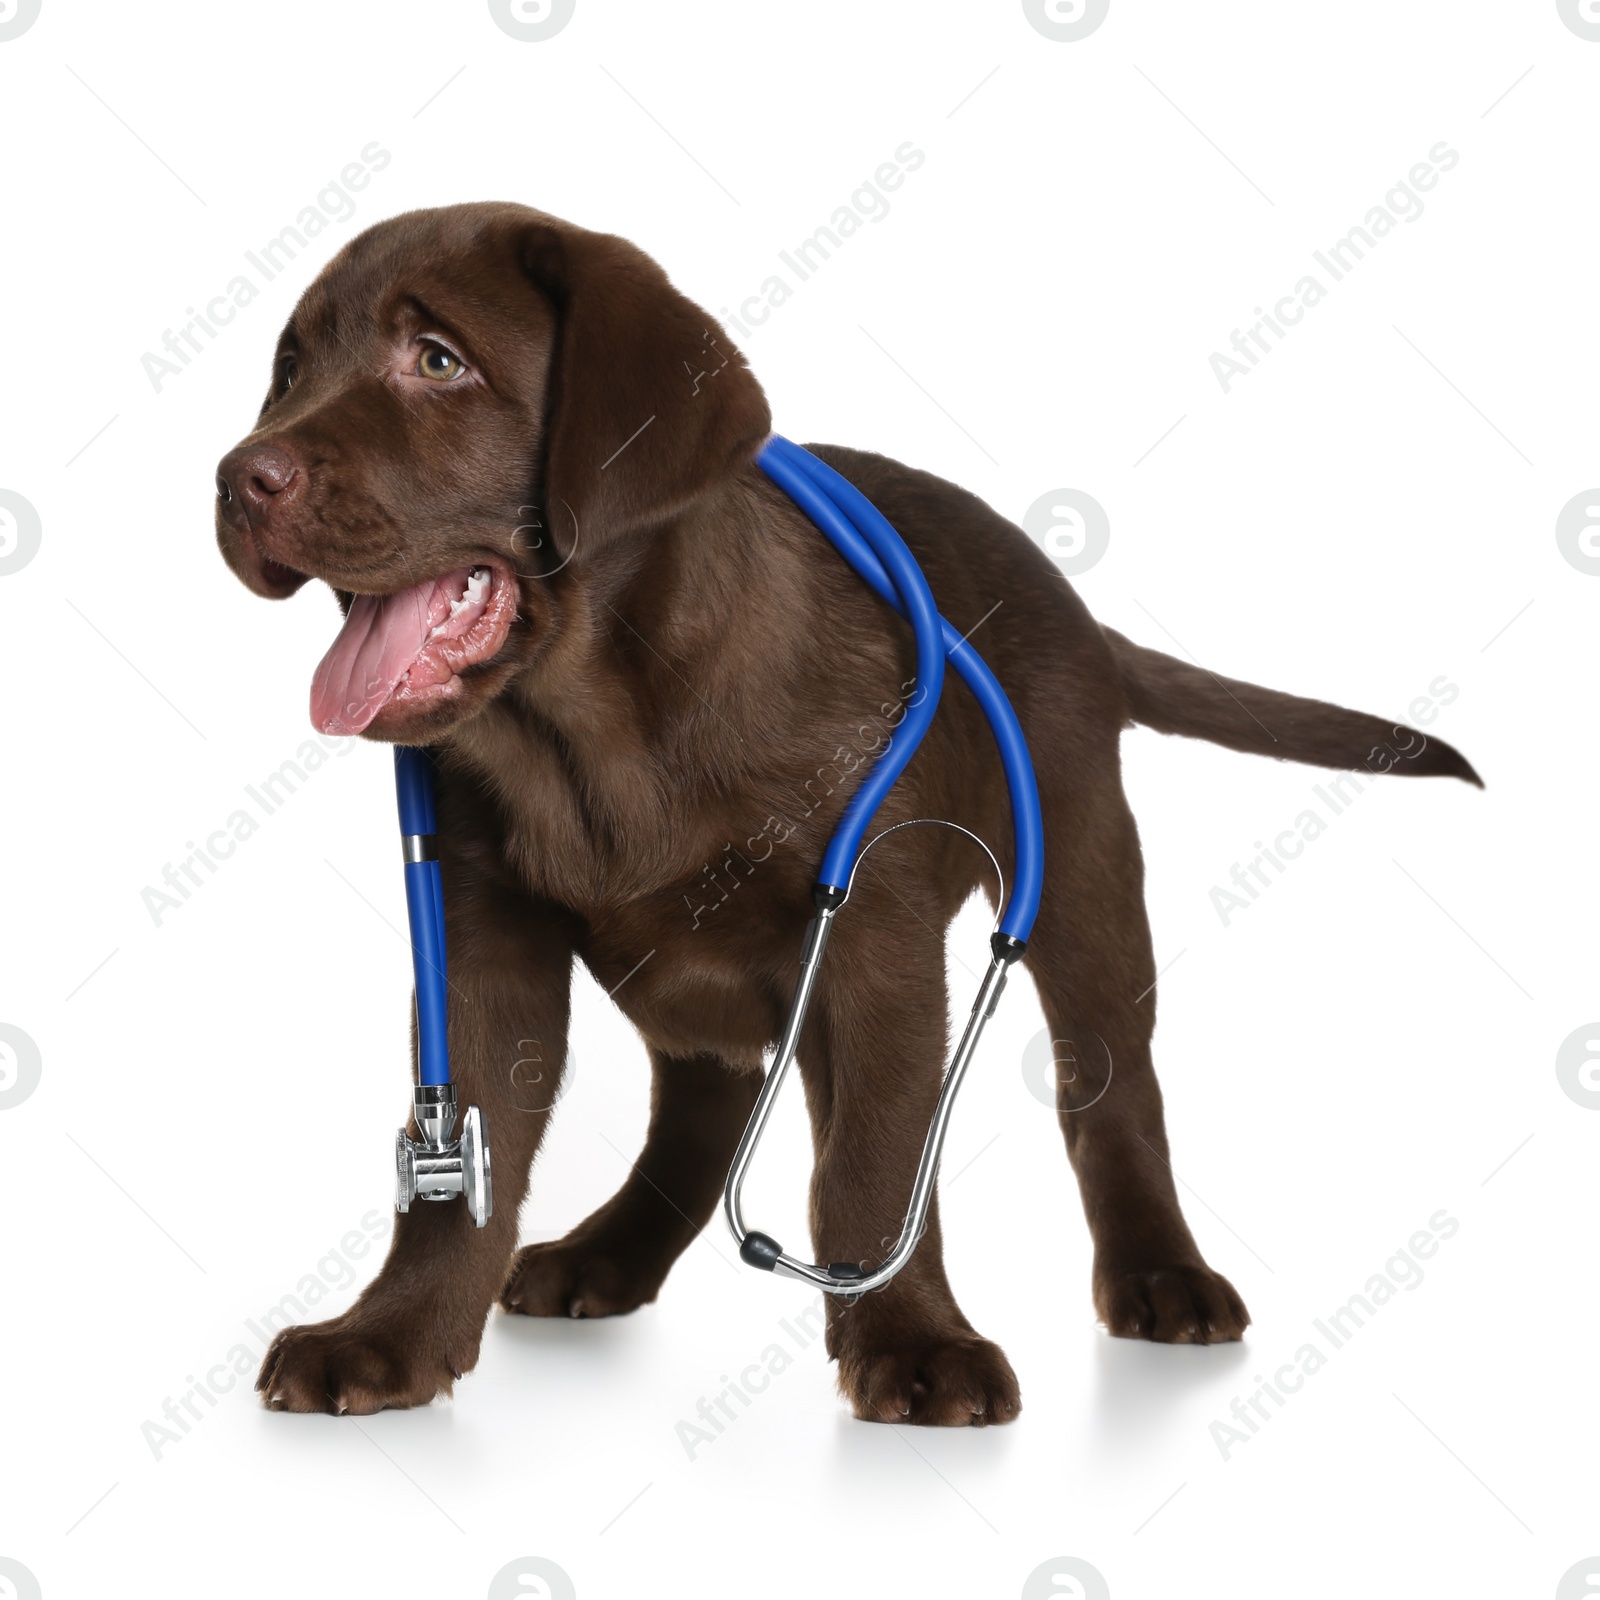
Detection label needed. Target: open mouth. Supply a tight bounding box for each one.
[309,560,518,735]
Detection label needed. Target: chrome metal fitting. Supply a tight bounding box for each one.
[413,1081,457,1150]
[395,1083,493,1228]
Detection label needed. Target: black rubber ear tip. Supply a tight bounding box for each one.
[740,1231,783,1271]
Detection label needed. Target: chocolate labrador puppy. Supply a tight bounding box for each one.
[214,202,1479,1425]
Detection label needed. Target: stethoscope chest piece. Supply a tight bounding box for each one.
[395,1082,494,1229]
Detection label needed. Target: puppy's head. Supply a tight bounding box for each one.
[215,202,770,740]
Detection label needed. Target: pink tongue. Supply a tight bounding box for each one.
[310,569,467,735]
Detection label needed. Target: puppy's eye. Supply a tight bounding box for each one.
[279,357,298,392]
[417,344,464,382]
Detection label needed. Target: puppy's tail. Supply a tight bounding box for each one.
[1103,627,1482,785]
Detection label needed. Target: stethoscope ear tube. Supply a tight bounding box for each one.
[723,899,1025,1299]
[722,439,1044,1297]
[396,746,451,1088]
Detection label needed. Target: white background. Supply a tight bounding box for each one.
[2,2,1596,1597]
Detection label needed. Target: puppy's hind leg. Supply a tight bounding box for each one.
[1024,766,1250,1345]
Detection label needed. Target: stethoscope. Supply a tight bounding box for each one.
[389,437,1043,1301]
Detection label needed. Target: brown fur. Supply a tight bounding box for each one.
[216,202,1479,1425]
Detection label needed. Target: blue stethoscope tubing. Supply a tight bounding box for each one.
[756,436,1043,942]
[394,745,451,1088]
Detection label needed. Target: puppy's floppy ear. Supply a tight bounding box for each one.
[522,218,771,560]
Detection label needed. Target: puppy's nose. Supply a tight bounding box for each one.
[216,444,299,523]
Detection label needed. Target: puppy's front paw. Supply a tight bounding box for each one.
[836,1332,1021,1427]
[499,1237,661,1319]
[1095,1263,1250,1344]
[255,1313,466,1414]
